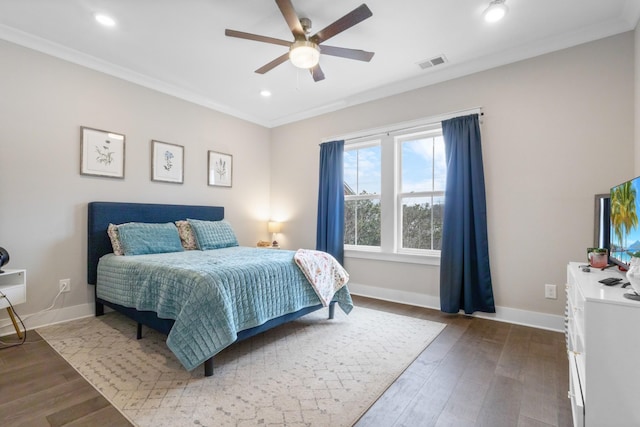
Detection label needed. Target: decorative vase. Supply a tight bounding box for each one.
[626,257,640,294]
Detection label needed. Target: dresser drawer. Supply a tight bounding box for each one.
[569,352,584,427]
[566,280,585,355]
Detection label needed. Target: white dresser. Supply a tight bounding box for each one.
[566,262,640,426]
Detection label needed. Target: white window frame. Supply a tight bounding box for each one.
[343,126,444,265]
[395,127,445,257]
[344,140,381,250]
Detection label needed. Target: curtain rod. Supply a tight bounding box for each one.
[320,107,483,145]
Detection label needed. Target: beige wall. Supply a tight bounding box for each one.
[0,31,635,331]
[0,40,272,323]
[271,32,635,317]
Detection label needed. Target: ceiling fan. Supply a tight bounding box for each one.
[225,0,374,82]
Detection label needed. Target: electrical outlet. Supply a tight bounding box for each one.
[545,284,557,299]
[59,278,71,293]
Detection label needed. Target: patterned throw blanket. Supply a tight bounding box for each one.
[294,249,350,306]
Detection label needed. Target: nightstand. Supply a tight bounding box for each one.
[0,269,26,338]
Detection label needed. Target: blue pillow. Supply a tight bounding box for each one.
[117,222,184,256]
[188,219,239,250]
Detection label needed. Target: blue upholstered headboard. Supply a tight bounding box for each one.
[87,202,224,285]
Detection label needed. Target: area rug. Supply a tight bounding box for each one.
[38,306,445,427]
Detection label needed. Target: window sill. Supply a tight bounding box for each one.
[344,249,440,266]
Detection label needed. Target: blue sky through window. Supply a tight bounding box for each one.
[344,135,446,195]
[344,145,381,195]
[401,136,446,193]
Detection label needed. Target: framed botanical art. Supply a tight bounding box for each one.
[208,150,232,187]
[151,140,184,184]
[80,126,125,178]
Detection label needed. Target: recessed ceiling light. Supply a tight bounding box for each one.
[95,13,116,27]
[260,90,272,97]
[483,0,508,23]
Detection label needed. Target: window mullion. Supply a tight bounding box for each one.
[379,134,395,253]
[430,140,435,250]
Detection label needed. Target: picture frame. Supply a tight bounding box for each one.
[80,126,125,178]
[151,140,184,184]
[208,150,232,187]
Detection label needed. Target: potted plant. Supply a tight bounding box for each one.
[588,248,608,268]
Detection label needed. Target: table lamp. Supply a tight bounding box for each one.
[268,222,282,248]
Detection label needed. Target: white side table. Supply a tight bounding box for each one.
[0,269,26,338]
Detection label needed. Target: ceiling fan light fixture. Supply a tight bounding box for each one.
[94,13,116,27]
[289,40,320,69]
[483,0,508,23]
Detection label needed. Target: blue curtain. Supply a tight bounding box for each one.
[440,114,495,314]
[316,140,345,264]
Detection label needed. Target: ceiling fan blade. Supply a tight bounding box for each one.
[275,0,305,38]
[255,52,290,74]
[225,29,291,47]
[310,4,373,45]
[320,45,374,62]
[310,64,325,82]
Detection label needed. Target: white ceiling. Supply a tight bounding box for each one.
[0,0,638,128]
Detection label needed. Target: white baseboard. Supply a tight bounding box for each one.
[348,282,565,332]
[0,302,94,337]
[0,285,565,337]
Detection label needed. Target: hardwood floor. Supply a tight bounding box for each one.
[0,296,572,427]
[354,297,572,427]
[0,328,131,426]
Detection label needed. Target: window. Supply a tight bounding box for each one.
[398,130,446,252]
[344,142,381,247]
[343,122,446,260]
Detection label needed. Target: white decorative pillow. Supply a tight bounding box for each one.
[107,223,124,256]
[175,220,198,250]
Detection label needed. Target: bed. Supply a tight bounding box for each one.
[87,201,352,377]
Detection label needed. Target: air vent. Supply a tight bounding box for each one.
[418,55,448,70]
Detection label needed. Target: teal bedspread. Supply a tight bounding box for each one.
[96,247,353,371]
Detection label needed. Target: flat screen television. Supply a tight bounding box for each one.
[610,175,640,268]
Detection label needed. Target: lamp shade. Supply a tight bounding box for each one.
[0,247,9,273]
[289,40,320,69]
[268,221,282,233]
